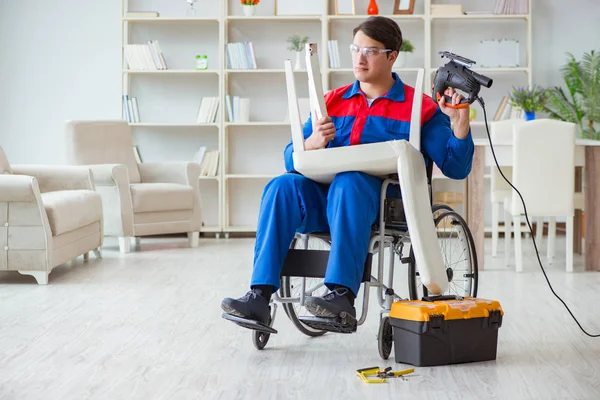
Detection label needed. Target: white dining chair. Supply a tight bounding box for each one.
[490,120,524,257]
[503,119,577,272]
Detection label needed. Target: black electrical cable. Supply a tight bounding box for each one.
[477,96,599,338]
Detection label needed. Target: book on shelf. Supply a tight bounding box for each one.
[197,97,220,123]
[225,95,250,122]
[122,95,141,123]
[226,42,257,70]
[124,41,167,70]
[431,4,463,16]
[193,146,219,177]
[492,96,523,121]
[493,0,528,14]
[327,40,340,69]
[125,11,159,18]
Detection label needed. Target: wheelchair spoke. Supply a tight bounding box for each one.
[409,209,477,299]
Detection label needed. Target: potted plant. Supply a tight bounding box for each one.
[287,34,309,70]
[241,0,259,16]
[396,39,414,68]
[542,50,600,139]
[508,85,548,121]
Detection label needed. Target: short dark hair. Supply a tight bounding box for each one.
[352,16,403,53]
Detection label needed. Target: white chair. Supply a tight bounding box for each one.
[0,147,103,284]
[503,119,577,272]
[65,120,203,252]
[490,120,523,257]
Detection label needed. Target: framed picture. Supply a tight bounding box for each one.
[394,0,415,14]
[335,0,355,15]
[275,0,322,16]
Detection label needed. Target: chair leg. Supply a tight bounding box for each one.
[18,270,48,285]
[93,248,102,258]
[514,215,523,272]
[535,217,544,246]
[547,217,556,264]
[566,216,574,272]
[119,237,131,253]
[504,208,511,268]
[492,201,499,257]
[188,232,199,248]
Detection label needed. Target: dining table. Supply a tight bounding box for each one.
[465,137,600,271]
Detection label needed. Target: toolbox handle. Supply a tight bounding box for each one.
[422,294,463,302]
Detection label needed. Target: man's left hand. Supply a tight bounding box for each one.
[438,87,470,139]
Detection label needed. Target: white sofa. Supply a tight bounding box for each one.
[64,120,203,252]
[0,147,103,284]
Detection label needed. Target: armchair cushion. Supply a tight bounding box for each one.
[41,190,103,236]
[0,147,12,175]
[130,183,194,213]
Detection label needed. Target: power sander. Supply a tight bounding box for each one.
[432,51,493,109]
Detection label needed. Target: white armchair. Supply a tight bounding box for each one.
[0,147,103,284]
[64,120,203,252]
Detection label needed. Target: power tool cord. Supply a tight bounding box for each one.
[477,96,599,338]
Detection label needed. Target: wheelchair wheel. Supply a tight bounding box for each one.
[408,209,478,300]
[280,235,330,337]
[378,316,393,360]
[431,203,454,219]
[252,330,270,350]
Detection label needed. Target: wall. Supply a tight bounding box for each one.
[532,0,600,89]
[0,0,122,164]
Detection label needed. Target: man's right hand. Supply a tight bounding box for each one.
[305,116,336,150]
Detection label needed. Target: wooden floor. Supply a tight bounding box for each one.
[1,235,599,399]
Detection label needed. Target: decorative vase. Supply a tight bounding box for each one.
[242,5,256,16]
[294,52,302,70]
[524,111,535,121]
[367,0,379,15]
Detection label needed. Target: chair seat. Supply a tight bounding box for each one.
[41,190,103,236]
[130,183,194,213]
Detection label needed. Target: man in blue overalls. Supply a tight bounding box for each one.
[221,16,474,328]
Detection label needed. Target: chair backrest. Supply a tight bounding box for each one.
[489,119,525,198]
[511,119,576,216]
[490,119,523,143]
[0,147,12,175]
[287,42,425,153]
[65,120,141,183]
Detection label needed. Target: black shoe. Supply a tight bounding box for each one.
[304,288,356,319]
[221,290,270,325]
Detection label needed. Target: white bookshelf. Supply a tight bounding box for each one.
[121,0,532,236]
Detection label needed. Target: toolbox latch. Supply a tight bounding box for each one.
[486,310,502,329]
[429,315,445,333]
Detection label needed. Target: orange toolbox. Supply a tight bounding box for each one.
[388,295,504,366]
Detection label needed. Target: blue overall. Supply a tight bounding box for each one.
[250,73,474,296]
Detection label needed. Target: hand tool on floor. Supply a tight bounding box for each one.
[356,366,415,383]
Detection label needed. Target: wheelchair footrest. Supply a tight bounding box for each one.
[298,312,357,334]
[221,313,278,334]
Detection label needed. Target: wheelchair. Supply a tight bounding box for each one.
[247,161,479,358]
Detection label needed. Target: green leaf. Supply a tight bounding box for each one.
[580,50,600,122]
